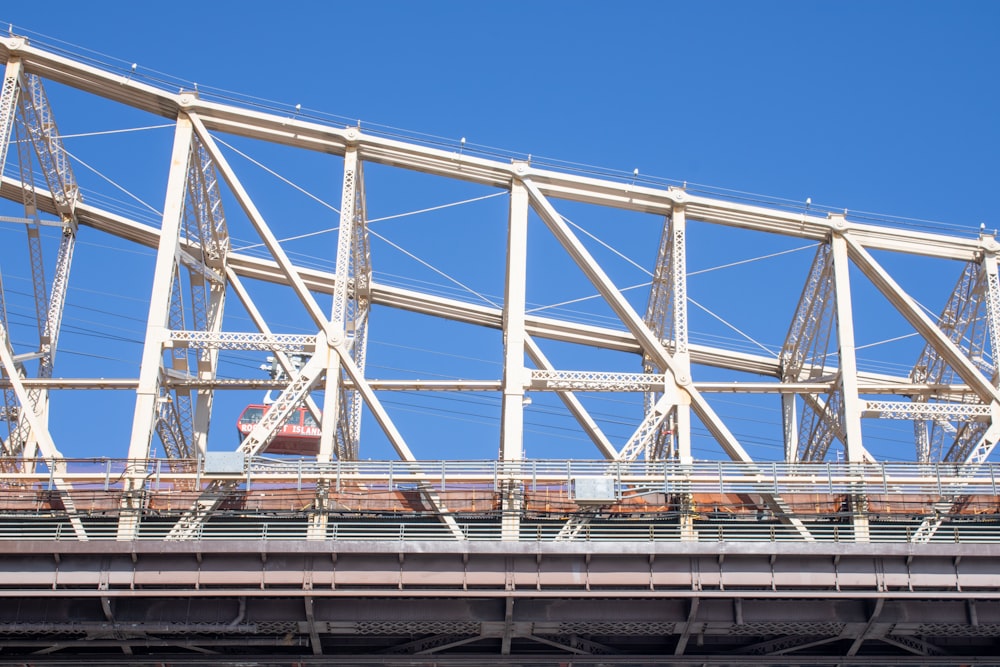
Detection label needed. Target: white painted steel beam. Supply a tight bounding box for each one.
[126,116,193,462]
[319,148,359,463]
[499,179,529,540]
[0,37,990,260]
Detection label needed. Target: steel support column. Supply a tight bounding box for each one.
[120,115,194,540]
[831,231,869,541]
[500,178,529,540]
[319,148,359,464]
[126,116,193,461]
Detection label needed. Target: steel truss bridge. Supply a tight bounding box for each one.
[1,33,1000,665]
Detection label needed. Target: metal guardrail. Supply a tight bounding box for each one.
[0,457,997,498]
[0,516,995,543]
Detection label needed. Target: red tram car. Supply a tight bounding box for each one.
[236,405,322,456]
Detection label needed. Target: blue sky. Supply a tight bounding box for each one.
[0,2,997,463]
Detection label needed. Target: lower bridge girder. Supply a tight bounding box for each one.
[0,541,997,664]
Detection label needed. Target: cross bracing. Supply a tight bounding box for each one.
[0,31,1000,664]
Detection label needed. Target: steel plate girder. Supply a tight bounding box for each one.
[4,540,1000,597]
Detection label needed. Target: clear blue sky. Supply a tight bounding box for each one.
[0,2,997,463]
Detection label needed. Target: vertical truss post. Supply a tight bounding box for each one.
[183,136,229,459]
[159,266,193,459]
[983,253,1000,386]
[670,203,692,464]
[830,231,864,462]
[318,148,358,465]
[831,230,869,541]
[119,116,194,540]
[969,252,1000,466]
[342,167,371,461]
[127,116,193,460]
[312,148,359,539]
[782,394,798,462]
[190,268,226,458]
[500,177,529,540]
[673,347,694,545]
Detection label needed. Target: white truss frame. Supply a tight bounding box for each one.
[0,35,998,544]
